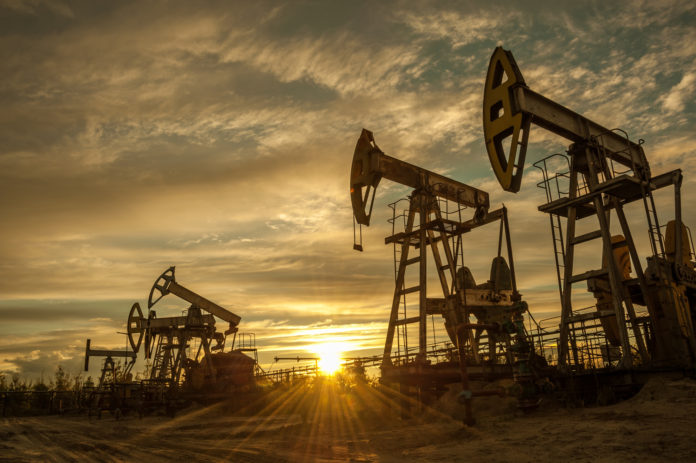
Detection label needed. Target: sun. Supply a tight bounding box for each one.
[315,343,344,375]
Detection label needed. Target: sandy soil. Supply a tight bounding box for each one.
[1,376,695,462]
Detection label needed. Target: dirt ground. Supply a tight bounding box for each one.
[1,376,695,462]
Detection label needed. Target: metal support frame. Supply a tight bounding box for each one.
[381,194,523,373]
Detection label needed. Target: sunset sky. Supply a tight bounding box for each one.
[1,0,695,380]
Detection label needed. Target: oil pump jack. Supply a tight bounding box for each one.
[126,267,255,393]
[483,47,696,373]
[351,129,538,408]
[83,339,139,416]
[84,339,137,387]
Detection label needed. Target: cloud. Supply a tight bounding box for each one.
[1,1,696,380]
[396,6,523,48]
[1,0,74,17]
[662,73,696,113]
[0,320,126,378]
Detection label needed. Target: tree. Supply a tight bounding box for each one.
[32,380,49,392]
[10,373,27,391]
[54,365,71,391]
[72,373,84,392]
